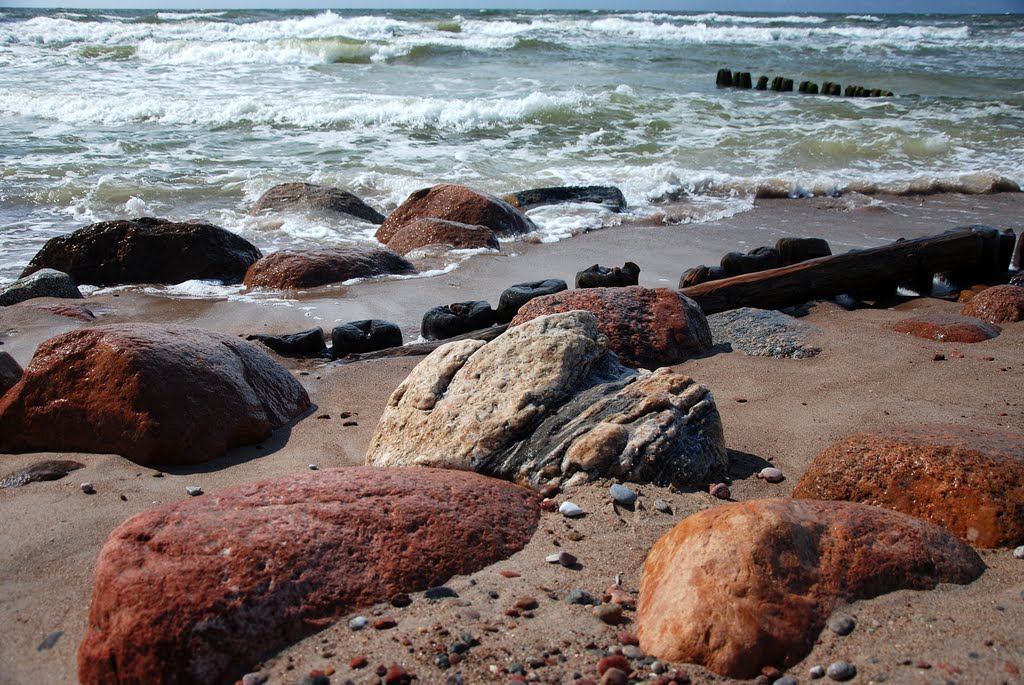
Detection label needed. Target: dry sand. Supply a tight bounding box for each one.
[0,192,1022,685]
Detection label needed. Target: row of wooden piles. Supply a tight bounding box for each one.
[716,68,894,98]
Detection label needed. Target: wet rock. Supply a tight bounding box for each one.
[637,499,983,678]
[243,246,414,290]
[0,460,85,489]
[708,307,821,359]
[28,303,95,321]
[385,217,499,255]
[421,301,496,341]
[720,247,779,277]
[77,467,538,685]
[367,311,727,488]
[511,287,712,369]
[21,217,261,286]
[495,279,568,324]
[0,324,310,466]
[793,426,1024,548]
[331,319,403,357]
[776,237,832,267]
[575,262,641,289]
[0,351,22,397]
[502,186,627,213]
[892,314,1001,343]
[960,284,1024,323]
[250,182,386,224]
[247,328,327,357]
[0,268,82,306]
[377,184,535,244]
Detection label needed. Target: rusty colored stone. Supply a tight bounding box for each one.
[637,499,983,679]
[0,324,310,466]
[249,182,385,224]
[77,467,539,685]
[243,246,414,290]
[892,313,1001,343]
[510,287,711,369]
[376,184,535,244]
[385,218,499,255]
[960,284,1024,323]
[793,426,1024,548]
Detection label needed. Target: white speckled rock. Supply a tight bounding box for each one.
[559,501,584,518]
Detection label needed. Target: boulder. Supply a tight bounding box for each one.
[510,287,712,369]
[793,426,1024,548]
[331,319,403,357]
[776,237,832,266]
[720,246,779,277]
[246,327,327,357]
[421,300,496,341]
[249,182,386,224]
[367,311,728,488]
[0,351,22,397]
[502,185,627,213]
[637,499,984,678]
[892,313,1001,343]
[20,218,262,286]
[708,307,821,358]
[575,262,641,289]
[495,279,568,323]
[78,467,538,685]
[0,269,82,306]
[384,218,499,255]
[960,284,1024,323]
[243,246,414,290]
[376,184,536,244]
[0,324,310,466]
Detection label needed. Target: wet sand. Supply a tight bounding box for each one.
[0,192,1022,685]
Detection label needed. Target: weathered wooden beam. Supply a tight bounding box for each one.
[680,228,994,315]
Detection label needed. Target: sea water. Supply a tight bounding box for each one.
[1,9,1022,284]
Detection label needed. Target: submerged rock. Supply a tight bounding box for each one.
[250,182,386,224]
[385,218,499,255]
[376,184,535,244]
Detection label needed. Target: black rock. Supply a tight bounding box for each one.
[425,586,460,601]
[421,301,496,341]
[331,319,403,357]
[503,186,627,213]
[495,279,568,323]
[776,237,832,267]
[575,262,640,289]
[679,264,725,288]
[247,328,327,357]
[720,246,779,277]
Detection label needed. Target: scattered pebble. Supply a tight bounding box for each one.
[933,352,945,361]
[828,613,856,636]
[424,586,458,600]
[622,645,644,659]
[372,617,397,630]
[826,660,857,681]
[538,483,559,498]
[185,486,203,497]
[348,615,368,631]
[36,630,63,652]
[653,499,672,513]
[709,482,730,499]
[597,655,631,676]
[559,501,584,518]
[600,667,628,685]
[390,593,412,608]
[609,483,637,506]
[350,655,368,669]
[1013,545,1024,559]
[594,603,624,625]
[540,498,558,512]
[566,588,599,606]
[809,664,826,679]
[757,467,785,483]
[307,464,319,470]
[545,551,577,567]
[80,482,95,495]
[499,570,521,578]
[513,596,539,611]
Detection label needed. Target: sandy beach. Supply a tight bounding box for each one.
[1,192,1022,685]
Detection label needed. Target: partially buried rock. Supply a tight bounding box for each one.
[0,459,85,489]
[637,499,984,678]
[708,307,821,359]
[243,246,414,290]
[384,218,499,255]
[247,328,327,357]
[892,313,1001,343]
[960,284,1024,323]
[367,311,728,488]
[250,182,386,224]
[376,184,536,244]
[77,467,538,685]
[793,426,1024,548]
[0,268,82,306]
[20,217,261,286]
[0,351,22,397]
[511,287,712,369]
[495,279,568,324]
[0,324,310,466]
[575,262,641,289]
[332,319,403,357]
[720,246,779,277]
[420,301,496,341]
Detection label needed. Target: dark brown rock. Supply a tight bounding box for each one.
[0,324,310,466]
[892,313,1001,343]
[243,246,414,290]
[960,284,1024,323]
[0,459,84,489]
[376,184,536,244]
[793,426,1024,548]
[77,467,538,685]
[720,246,779,276]
[0,351,22,397]
[385,218,499,255]
[776,237,832,266]
[637,499,984,678]
[575,262,640,289]
[678,265,724,288]
[510,287,711,368]
[20,218,262,286]
[250,182,386,224]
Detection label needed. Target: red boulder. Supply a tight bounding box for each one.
[892,313,1000,343]
[960,284,1024,323]
[0,324,310,466]
[77,467,539,685]
[376,184,535,244]
[385,217,499,255]
[243,246,414,290]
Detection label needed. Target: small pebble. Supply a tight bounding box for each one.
[390,593,412,608]
[775,677,798,685]
[373,617,397,630]
[241,673,268,685]
[539,483,559,498]
[425,586,459,600]
[514,596,539,611]
[622,645,644,659]
[566,588,599,606]
[540,499,558,512]
[348,615,368,631]
[599,667,629,685]
[809,664,826,679]
[597,655,630,676]
[595,603,623,625]
[653,499,672,513]
[185,486,203,497]
[308,464,319,470]
[80,482,95,495]
[828,613,856,636]
[609,483,637,506]
[709,482,730,499]
[758,467,785,483]
[36,630,63,651]
[350,655,368,669]
[1013,545,1024,559]
[545,551,577,567]
[559,501,584,518]
[826,660,856,681]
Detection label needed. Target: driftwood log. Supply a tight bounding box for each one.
[680,227,1011,315]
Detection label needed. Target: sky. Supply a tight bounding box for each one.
[2,0,1023,11]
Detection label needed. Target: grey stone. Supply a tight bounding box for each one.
[1013,545,1024,559]
[0,269,82,306]
[774,677,798,685]
[559,501,584,518]
[566,588,599,606]
[826,661,856,681]
[185,486,203,497]
[654,499,672,513]
[349,615,368,630]
[708,307,821,359]
[610,483,637,506]
[809,665,826,679]
[828,613,856,636]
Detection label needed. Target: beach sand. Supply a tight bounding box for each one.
[1,192,1022,685]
